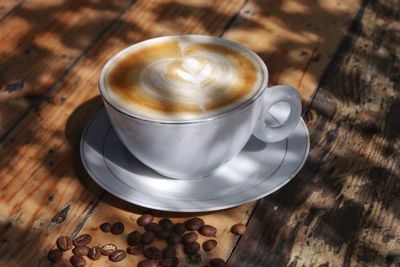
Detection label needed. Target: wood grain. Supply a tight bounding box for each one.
[0,0,135,138]
[223,0,361,103]
[68,195,255,266]
[0,1,249,266]
[229,0,400,266]
[0,0,25,21]
[0,0,365,266]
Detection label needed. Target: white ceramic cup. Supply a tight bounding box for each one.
[99,35,301,179]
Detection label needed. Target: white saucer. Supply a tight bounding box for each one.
[80,107,309,212]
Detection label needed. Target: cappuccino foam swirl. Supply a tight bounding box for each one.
[141,52,237,111]
[104,38,263,121]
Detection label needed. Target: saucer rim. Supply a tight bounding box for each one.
[80,109,310,212]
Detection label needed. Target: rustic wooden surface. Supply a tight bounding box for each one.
[230,0,400,266]
[3,0,398,266]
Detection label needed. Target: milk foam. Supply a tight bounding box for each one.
[103,36,264,121]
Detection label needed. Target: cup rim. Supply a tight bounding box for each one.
[98,34,269,125]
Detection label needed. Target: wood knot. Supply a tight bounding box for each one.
[51,204,71,224]
[4,80,25,93]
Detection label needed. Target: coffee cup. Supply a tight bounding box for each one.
[99,35,301,179]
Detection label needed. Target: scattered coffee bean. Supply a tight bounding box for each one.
[72,245,90,256]
[187,253,202,264]
[184,217,204,231]
[56,236,73,251]
[47,249,63,263]
[231,223,247,235]
[138,259,160,267]
[159,218,174,230]
[141,231,155,245]
[99,222,112,233]
[202,239,217,252]
[70,255,86,267]
[183,241,200,255]
[144,246,162,260]
[156,229,172,239]
[101,243,117,256]
[145,222,162,232]
[137,214,154,226]
[160,257,179,267]
[167,233,181,245]
[199,225,217,237]
[173,223,186,235]
[162,245,177,259]
[87,246,101,260]
[182,232,198,244]
[111,222,124,235]
[109,249,126,262]
[127,230,141,246]
[73,234,92,246]
[126,245,143,255]
[209,258,228,267]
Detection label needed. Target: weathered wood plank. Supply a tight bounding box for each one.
[223,0,361,104]
[229,0,400,266]
[0,1,249,266]
[0,0,25,21]
[0,0,361,141]
[67,195,255,266]
[0,0,364,266]
[0,0,134,137]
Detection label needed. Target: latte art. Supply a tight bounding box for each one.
[141,53,237,111]
[104,37,264,121]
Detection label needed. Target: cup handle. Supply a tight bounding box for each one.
[253,85,302,143]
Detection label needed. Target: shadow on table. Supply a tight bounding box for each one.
[1,0,399,266]
[229,0,400,266]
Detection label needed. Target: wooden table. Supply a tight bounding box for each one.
[1,0,399,266]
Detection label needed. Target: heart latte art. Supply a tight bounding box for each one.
[104,38,263,121]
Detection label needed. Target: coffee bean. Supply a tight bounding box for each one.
[73,234,92,246]
[101,243,117,256]
[138,259,160,267]
[181,232,198,244]
[72,245,90,256]
[99,222,112,233]
[141,231,155,245]
[202,239,217,251]
[209,258,228,267]
[156,229,172,239]
[160,257,179,267]
[137,214,154,226]
[230,223,247,235]
[143,246,162,260]
[56,236,73,251]
[47,249,63,263]
[111,222,124,235]
[159,218,174,230]
[126,245,143,255]
[145,222,162,232]
[184,217,204,231]
[70,255,86,267]
[183,241,200,255]
[199,225,217,237]
[166,233,181,245]
[162,245,176,259]
[187,253,201,264]
[173,223,186,235]
[109,249,126,262]
[87,246,101,260]
[127,230,141,246]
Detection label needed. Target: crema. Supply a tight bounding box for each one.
[103,36,264,121]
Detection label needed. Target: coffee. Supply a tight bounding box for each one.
[103,36,264,121]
